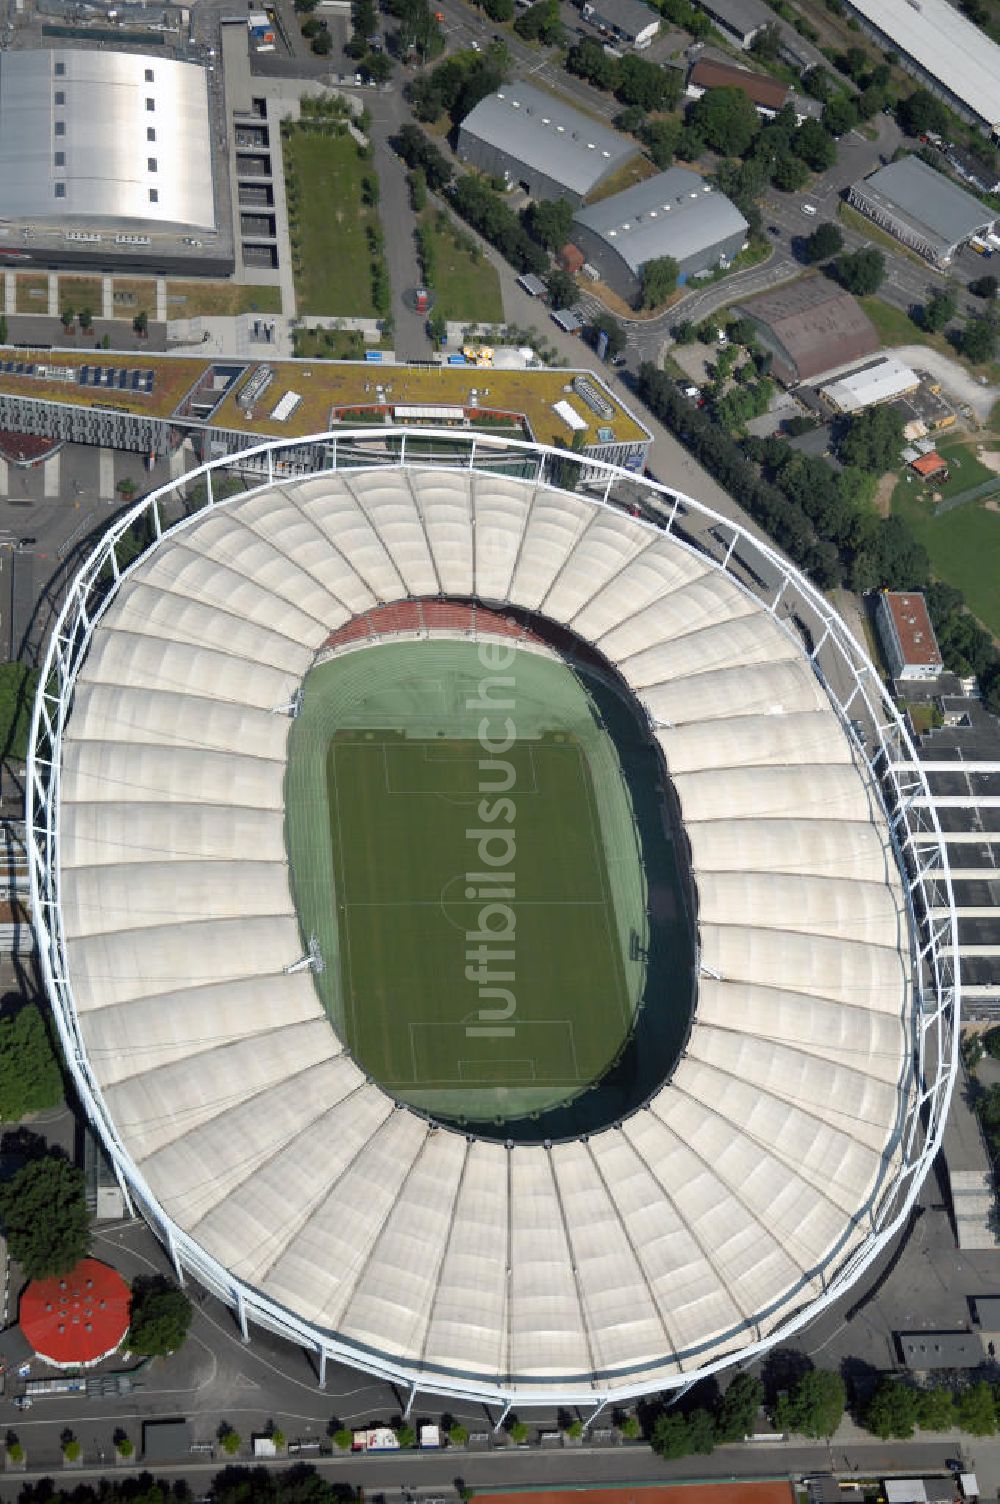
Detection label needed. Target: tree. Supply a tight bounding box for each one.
[774,1369,846,1438]
[0,1153,90,1279]
[133,309,148,337]
[0,1003,63,1120]
[635,116,680,170]
[0,313,7,344]
[331,1429,353,1451]
[311,27,332,52]
[750,20,781,59]
[128,1275,193,1356]
[484,0,514,17]
[957,1380,996,1435]
[822,94,858,136]
[60,307,75,330]
[917,1385,956,1431]
[691,86,760,156]
[592,316,626,360]
[897,87,949,138]
[834,247,885,295]
[427,309,447,347]
[545,268,577,310]
[717,1373,764,1443]
[961,317,997,363]
[507,1419,529,1443]
[394,1424,416,1449]
[220,1429,242,1455]
[840,403,905,472]
[673,319,696,344]
[792,118,836,171]
[804,221,843,263]
[771,152,810,192]
[920,287,957,333]
[864,1377,919,1439]
[970,274,999,300]
[448,1424,469,1445]
[641,254,679,309]
[513,0,562,42]
[651,1408,716,1459]
[523,197,574,251]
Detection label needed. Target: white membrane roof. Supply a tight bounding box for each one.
[58,467,911,1396]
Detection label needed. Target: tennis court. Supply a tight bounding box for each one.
[285,639,648,1123]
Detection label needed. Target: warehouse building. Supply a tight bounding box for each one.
[840,0,1000,136]
[734,277,879,387]
[0,48,230,273]
[569,168,747,305]
[820,356,920,414]
[0,49,215,232]
[456,84,637,206]
[848,156,996,266]
[581,0,660,48]
[694,0,772,49]
[687,58,788,117]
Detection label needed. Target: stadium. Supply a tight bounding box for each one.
[28,431,958,1413]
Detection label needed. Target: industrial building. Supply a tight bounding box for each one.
[848,156,997,266]
[840,0,1000,136]
[456,84,637,205]
[0,48,231,274]
[820,356,920,414]
[581,0,660,48]
[693,0,773,48]
[569,168,748,304]
[687,58,788,116]
[877,591,944,682]
[734,277,880,386]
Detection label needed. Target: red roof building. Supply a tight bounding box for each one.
[20,1259,131,1368]
[876,589,944,682]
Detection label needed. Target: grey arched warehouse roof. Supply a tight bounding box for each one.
[0,49,215,231]
[52,462,913,1399]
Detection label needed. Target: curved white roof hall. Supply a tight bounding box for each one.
[53,463,913,1400]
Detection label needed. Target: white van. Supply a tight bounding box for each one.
[801,202,818,216]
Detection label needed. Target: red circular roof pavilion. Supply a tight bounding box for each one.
[20,1258,130,1368]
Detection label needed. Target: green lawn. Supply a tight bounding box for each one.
[283,127,384,317]
[419,210,503,324]
[893,446,1000,636]
[861,296,1000,387]
[285,641,653,1126]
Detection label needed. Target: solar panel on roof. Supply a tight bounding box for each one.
[143,372,154,393]
[117,370,128,389]
[130,371,141,391]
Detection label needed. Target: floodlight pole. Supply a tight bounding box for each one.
[404,1381,418,1419]
[318,1345,328,1389]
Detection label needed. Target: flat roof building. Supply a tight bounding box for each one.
[734,277,880,386]
[694,0,773,48]
[687,58,788,115]
[898,1331,986,1369]
[570,168,748,305]
[877,591,944,682]
[841,0,1000,135]
[456,83,637,206]
[848,156,996,266]
[0,49,216,233]
[582,0,660,48]
[820,357,920,414]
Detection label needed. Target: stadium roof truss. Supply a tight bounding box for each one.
[26,431,959,1414]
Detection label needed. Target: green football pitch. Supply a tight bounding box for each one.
[285,640,649,1123]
